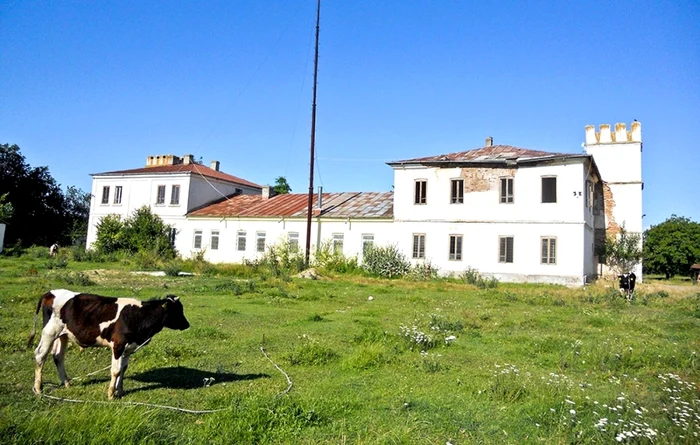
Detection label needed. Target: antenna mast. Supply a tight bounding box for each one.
[305,0,321,267]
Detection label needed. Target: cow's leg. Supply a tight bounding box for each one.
[115,354,130,396]
[52,335,70,388]
[34,330,58,394]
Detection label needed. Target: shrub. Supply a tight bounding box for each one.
[24,245,50,259]
[311,240,360,274]
[44,257,68,270]
[286,335,338,366]
[362,244,411,278]
[163,260,183,277]
[408,261,439,281]
[460,267,498,289]
[94,207,176,259]
[55,271,95,286]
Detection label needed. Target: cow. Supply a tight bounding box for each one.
[28,289,190,399]
[618,272,637,301]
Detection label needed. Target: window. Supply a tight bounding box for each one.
[210,230,219,250]
[499,236,514,263]
[193,230,202,249]
[500,177,514,203]
[288,232,299,250]
[236,231,246,251]
[585,180,594,210]
[362,234,374,256]
[256,232,266,252]
[541,237,556,264]
[542,177,557,203]
[168,227,177,246]
[156,185,166,205]
[113,186,122,204]
[332,233,344,254]
[449,235,463,260]
[414,180,427,204]
[412,234,426,259]
[450,179,464,204]
[101,186,110,204]
[170,185,180,205]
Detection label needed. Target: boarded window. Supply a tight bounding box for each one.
[156,185,166,205]
[450,179,464,204]
[237,231,246,251]
[210,230,219,250]
[193,230,202,249]
[541,237,556,264]
[170,185,180,205]
[500,178,513,203]
[412,234,426,259]
[256,232,266,252]
[499,236,514,263]
[542,177,557,203]
[449,235,463,261]
[101,186,110,204]
[414,180,427,204]
[113,186,122,204]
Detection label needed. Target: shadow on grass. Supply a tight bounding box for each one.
[123,366,269,394]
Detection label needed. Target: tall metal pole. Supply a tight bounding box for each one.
[305,0,321,268]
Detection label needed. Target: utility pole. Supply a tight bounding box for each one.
[305,0,321,268]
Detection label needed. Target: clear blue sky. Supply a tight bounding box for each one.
[1,1,698,229]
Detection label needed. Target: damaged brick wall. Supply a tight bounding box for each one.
[460,167,515,193]
[603,182,621,236]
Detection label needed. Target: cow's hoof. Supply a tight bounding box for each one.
[64,380,71,388]
[33,386,42,395]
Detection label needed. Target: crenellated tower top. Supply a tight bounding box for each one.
[585,121,641,145]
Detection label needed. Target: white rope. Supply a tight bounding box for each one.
[39,338,294,412]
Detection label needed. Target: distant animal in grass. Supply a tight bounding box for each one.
[28,289,190,399]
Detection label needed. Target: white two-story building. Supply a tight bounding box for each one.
[85,122,642,286]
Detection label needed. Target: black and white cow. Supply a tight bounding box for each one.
[618,272,637,301]
[28,289,189,399]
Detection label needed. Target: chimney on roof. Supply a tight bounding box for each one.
[485,136,494,147]
[262,185,271,200]
[183,154,195,165]
[210,160,220,171]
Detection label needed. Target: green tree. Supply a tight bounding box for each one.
[94,206,176,258]
[272,176,292,195]
[602,226,643,275]
[0,193,13,222]
[0,143,90,246]
[643,215,700,278]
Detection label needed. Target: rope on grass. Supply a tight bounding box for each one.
[260,335,293,397]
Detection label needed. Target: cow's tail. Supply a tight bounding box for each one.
[27,293,47,350]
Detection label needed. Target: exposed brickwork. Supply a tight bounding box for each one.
[460,167,515,193]
[602,182,621,236]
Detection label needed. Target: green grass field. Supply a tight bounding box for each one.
[0,256,698,444]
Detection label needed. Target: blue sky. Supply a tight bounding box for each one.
[1,0,698,229]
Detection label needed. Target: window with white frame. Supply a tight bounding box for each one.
[193,230,202,249]
[414,180,427,204]
[288,232,299,250]
[101,186,110,204]
[170,185,180,205]
[156,185,166,205]
[541,237,556,264]
[256,232,266,252]
[450,179,464,204]
[499,236,514,263]
[449,235,463,260]
[210,230,219,250]
[542,177,557,203]
[412,234,426,259]
[500,177,514,203]
[113,186,122,204]
[332,233,344,254]
[236,231,246,251]
[362,234,374,256]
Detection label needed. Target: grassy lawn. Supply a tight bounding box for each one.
[0,256,698,444]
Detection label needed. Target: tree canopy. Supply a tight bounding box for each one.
[272,176,292,195]
[602,226,643,275]
[95,206,176,258]
[0,143,91,246]
[644,215,700,278]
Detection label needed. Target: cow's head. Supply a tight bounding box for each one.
[163,295,190,330]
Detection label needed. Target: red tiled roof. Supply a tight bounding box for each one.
[389,145,574,165]
[188,192,394,219]
[92,163,261,189]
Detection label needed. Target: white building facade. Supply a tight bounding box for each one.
[85,122,642,286]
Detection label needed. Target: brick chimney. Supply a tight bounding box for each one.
[183,154,195,165]
[262,185,271,200]
[210,160,220,171]
[485,136,494,147]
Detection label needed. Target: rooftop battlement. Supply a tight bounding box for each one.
[585,121,641,145]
